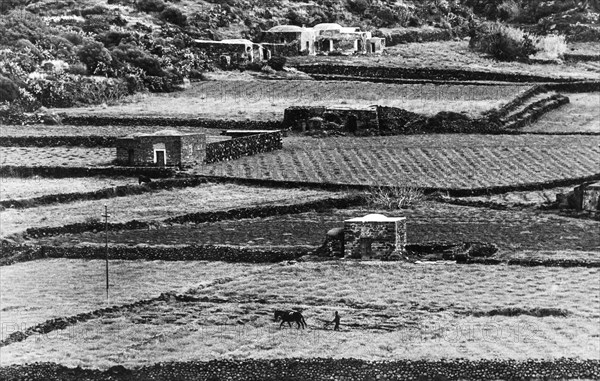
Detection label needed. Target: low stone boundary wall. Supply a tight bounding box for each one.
[0,244,302,267]
[60,115,282,129]
[502,94,570,130]
[0,136,117,148]
[0,358,597,380]
[17,195,365,239]
[0,165,176,179]
[205,131,283,164]
[294,63,585,83]
[0,178,209,209]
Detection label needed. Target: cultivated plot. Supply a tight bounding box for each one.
[194,135,600,189]
[0,147,114,167]
[0,183,341,237]
[1,262,598,368]
[0,259,258,329]
[0,177,136,201]
[289,40,600,80]
[35,202,600,252]
[54,80,526,121]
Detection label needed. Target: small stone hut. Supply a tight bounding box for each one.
[344,214,407,259]
[115,130,206,167]
[284,105,379,132]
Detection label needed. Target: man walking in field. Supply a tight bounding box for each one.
[325,311,341,331]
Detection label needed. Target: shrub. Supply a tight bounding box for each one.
[80,5,109,16]
[110,44,165,77]
[137,0,166,12]
[497,0,521,22]
[349,0,369,13]
[66,62,87,75]
[96,31,132,48]
[0,75,20,102]
[61,32,84,46]
[160,6,187,26]
[365,186,424,210]
[470,22,538,61]
[267,56,286,71]
[534,34,567,60]
[77,41,113,75]
[0,11,51,45]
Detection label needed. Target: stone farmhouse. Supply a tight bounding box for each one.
[261,23,385,56]
[192,39,271,66]
[115,130,206,167]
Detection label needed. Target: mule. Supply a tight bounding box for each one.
[274,310,306,329]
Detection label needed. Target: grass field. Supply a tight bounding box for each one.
[0,183,341,237]
[0,177,136,201]
[0,125,229,139]
[0,147,114,167]
[0,183,340,237]
[0,259,257,329]
[289,40,600,80]
[521,92,600,133]
[34,202,600,252]
[193,135,600,189]
[54,80,526,121]
[1,261,598,368]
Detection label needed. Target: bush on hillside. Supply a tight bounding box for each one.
[79,5,109,16]
[137,0,166,12]
[77,40,113,75]
[0,11,51,45]
[61,32,84,46]
[110,44,165,77]
[497,0,522,22]
[534,33,567,60]
[160,6,187,26]
[0,76,20,102]
[469,22,537,61]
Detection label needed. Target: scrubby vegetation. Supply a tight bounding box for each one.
[469,21,568,61]
[0,0,597,123]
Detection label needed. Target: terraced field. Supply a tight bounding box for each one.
[0,147,114,167]
[55,80,525,121]
[0,183,339,237]
[521,92,600,133]
[0,125,218,138]
[194,135,600,189]
[1,261,598,369]
[35,203,600,252]
[0,177,137,201]
[289,40,600,79]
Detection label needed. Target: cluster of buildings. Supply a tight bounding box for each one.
[192,23,385,65]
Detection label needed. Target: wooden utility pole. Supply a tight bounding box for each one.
[102,205,110,299]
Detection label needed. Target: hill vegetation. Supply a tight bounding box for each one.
[0,0,598,122]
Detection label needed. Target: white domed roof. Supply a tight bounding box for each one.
[313,23,342,31]
[268,25,304,33]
